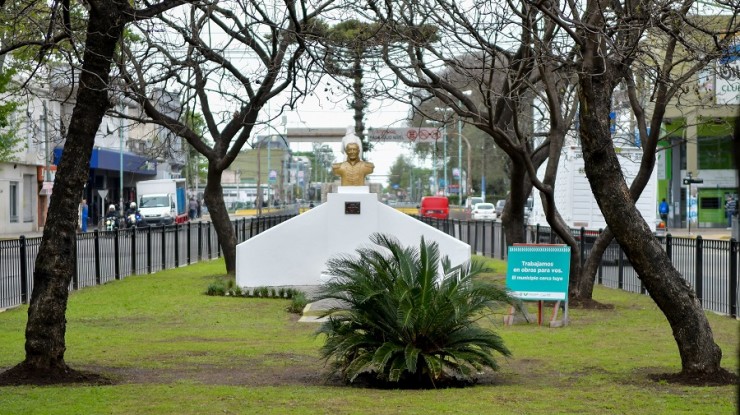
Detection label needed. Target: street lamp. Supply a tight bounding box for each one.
[457,90,473,205]
[458,133,473,203]
[434,107,454,196]
[425,119,441,195]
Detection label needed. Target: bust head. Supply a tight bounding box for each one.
[345,143,360,162]
[341,128,363,160]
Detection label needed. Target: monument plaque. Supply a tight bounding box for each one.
[345,201,361,215]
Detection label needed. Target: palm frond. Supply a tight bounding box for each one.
[315,233,513,388]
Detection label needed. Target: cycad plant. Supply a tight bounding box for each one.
[315,233,517,388]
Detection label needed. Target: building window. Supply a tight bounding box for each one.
[697,118,734,170]
[9,181,18,223]
[23,174,34,222]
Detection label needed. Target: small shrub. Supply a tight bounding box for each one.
[278,288,286,298]
[206,282,226,296]
[233,286,243,297]
[270,288,277,298]
[287,291,308,314]
[315,233,517,388]
[285,288,294,299]
[258,287,269,298]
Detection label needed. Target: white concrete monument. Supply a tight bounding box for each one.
[235,186,471,288]
[235,128,471,289]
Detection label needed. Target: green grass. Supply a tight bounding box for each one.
[0,258,737,415]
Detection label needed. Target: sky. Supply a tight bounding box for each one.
[277,93,419,185]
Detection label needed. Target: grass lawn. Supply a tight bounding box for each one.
[0,258,737,415]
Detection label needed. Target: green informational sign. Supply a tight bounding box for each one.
[506,245,571,301]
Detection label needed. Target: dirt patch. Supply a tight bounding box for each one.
[0,362,113,387]
[648,368,739,387]
[569,298,615,310]
[1,356,735,388]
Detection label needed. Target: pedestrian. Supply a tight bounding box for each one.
[188,197,198,220]
[197,198,202,218]
[725,195,737,229]
[658,198,669,229]
[79,198,89,232]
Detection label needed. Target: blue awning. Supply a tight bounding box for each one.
[53,147,157,175]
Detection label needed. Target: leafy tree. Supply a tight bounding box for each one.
[0,0,196,384]
[118,0,336,275]
[386,154,432,200]
[368,0,738,380]
[315,233,516,388]
[182,110,207,189]
[550,0,736,379]
[0,69,20,161]
[309,19,437,155]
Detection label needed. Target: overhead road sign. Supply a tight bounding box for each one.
[367,127,442,143]
[285,128,346,143]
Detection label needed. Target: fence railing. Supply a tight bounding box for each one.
[3,213,737,318]
[0,215,295,311]
[413,216,739,318]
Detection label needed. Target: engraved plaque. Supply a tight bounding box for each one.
[345,201,361,215]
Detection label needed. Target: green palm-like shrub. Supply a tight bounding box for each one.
[315,233,517,388]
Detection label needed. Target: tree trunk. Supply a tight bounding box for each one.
[351,54,368,153]
[501,161,530,245]
[574,228,613,301]
[22,5,125,372]
[578,73,722,375]
[204,163,237,275]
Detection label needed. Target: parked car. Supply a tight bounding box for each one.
[419,196,450,219]
[494,199,506,217]
[471,202,496,221]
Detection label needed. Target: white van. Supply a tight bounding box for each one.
[465,196,484,209]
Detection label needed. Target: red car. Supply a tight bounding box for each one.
[419,196,450,219]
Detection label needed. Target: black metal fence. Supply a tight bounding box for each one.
[0,215,294,311]
[414,216,739,318]
[3,213,737,318]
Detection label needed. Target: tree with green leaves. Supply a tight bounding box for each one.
[0,0,197,385]
[0,69,20,162]
[310,19,437,155]
[386,154,432,200]
[369,0,738,380]
[119,0,338,275]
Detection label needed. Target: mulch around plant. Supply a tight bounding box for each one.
[0,362,113,387]
[649,368,739,387]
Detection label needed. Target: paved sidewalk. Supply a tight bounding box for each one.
[659,227,733,240]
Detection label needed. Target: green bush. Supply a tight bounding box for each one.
[314,233,517,388]
[286,291,308,314]
[205,281,226,296]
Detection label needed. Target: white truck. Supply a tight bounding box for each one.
[528,146,657,232]
[136,178,190,226]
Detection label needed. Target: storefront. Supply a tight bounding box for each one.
[53,147,158,225]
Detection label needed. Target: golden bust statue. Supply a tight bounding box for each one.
[332,130,374,186]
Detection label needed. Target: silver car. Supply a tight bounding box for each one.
[494,200,506,217]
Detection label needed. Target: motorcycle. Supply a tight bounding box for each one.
[125,211,146,228]
[104,216,119,231]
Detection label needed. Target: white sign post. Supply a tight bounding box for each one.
[98,189,109,219]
